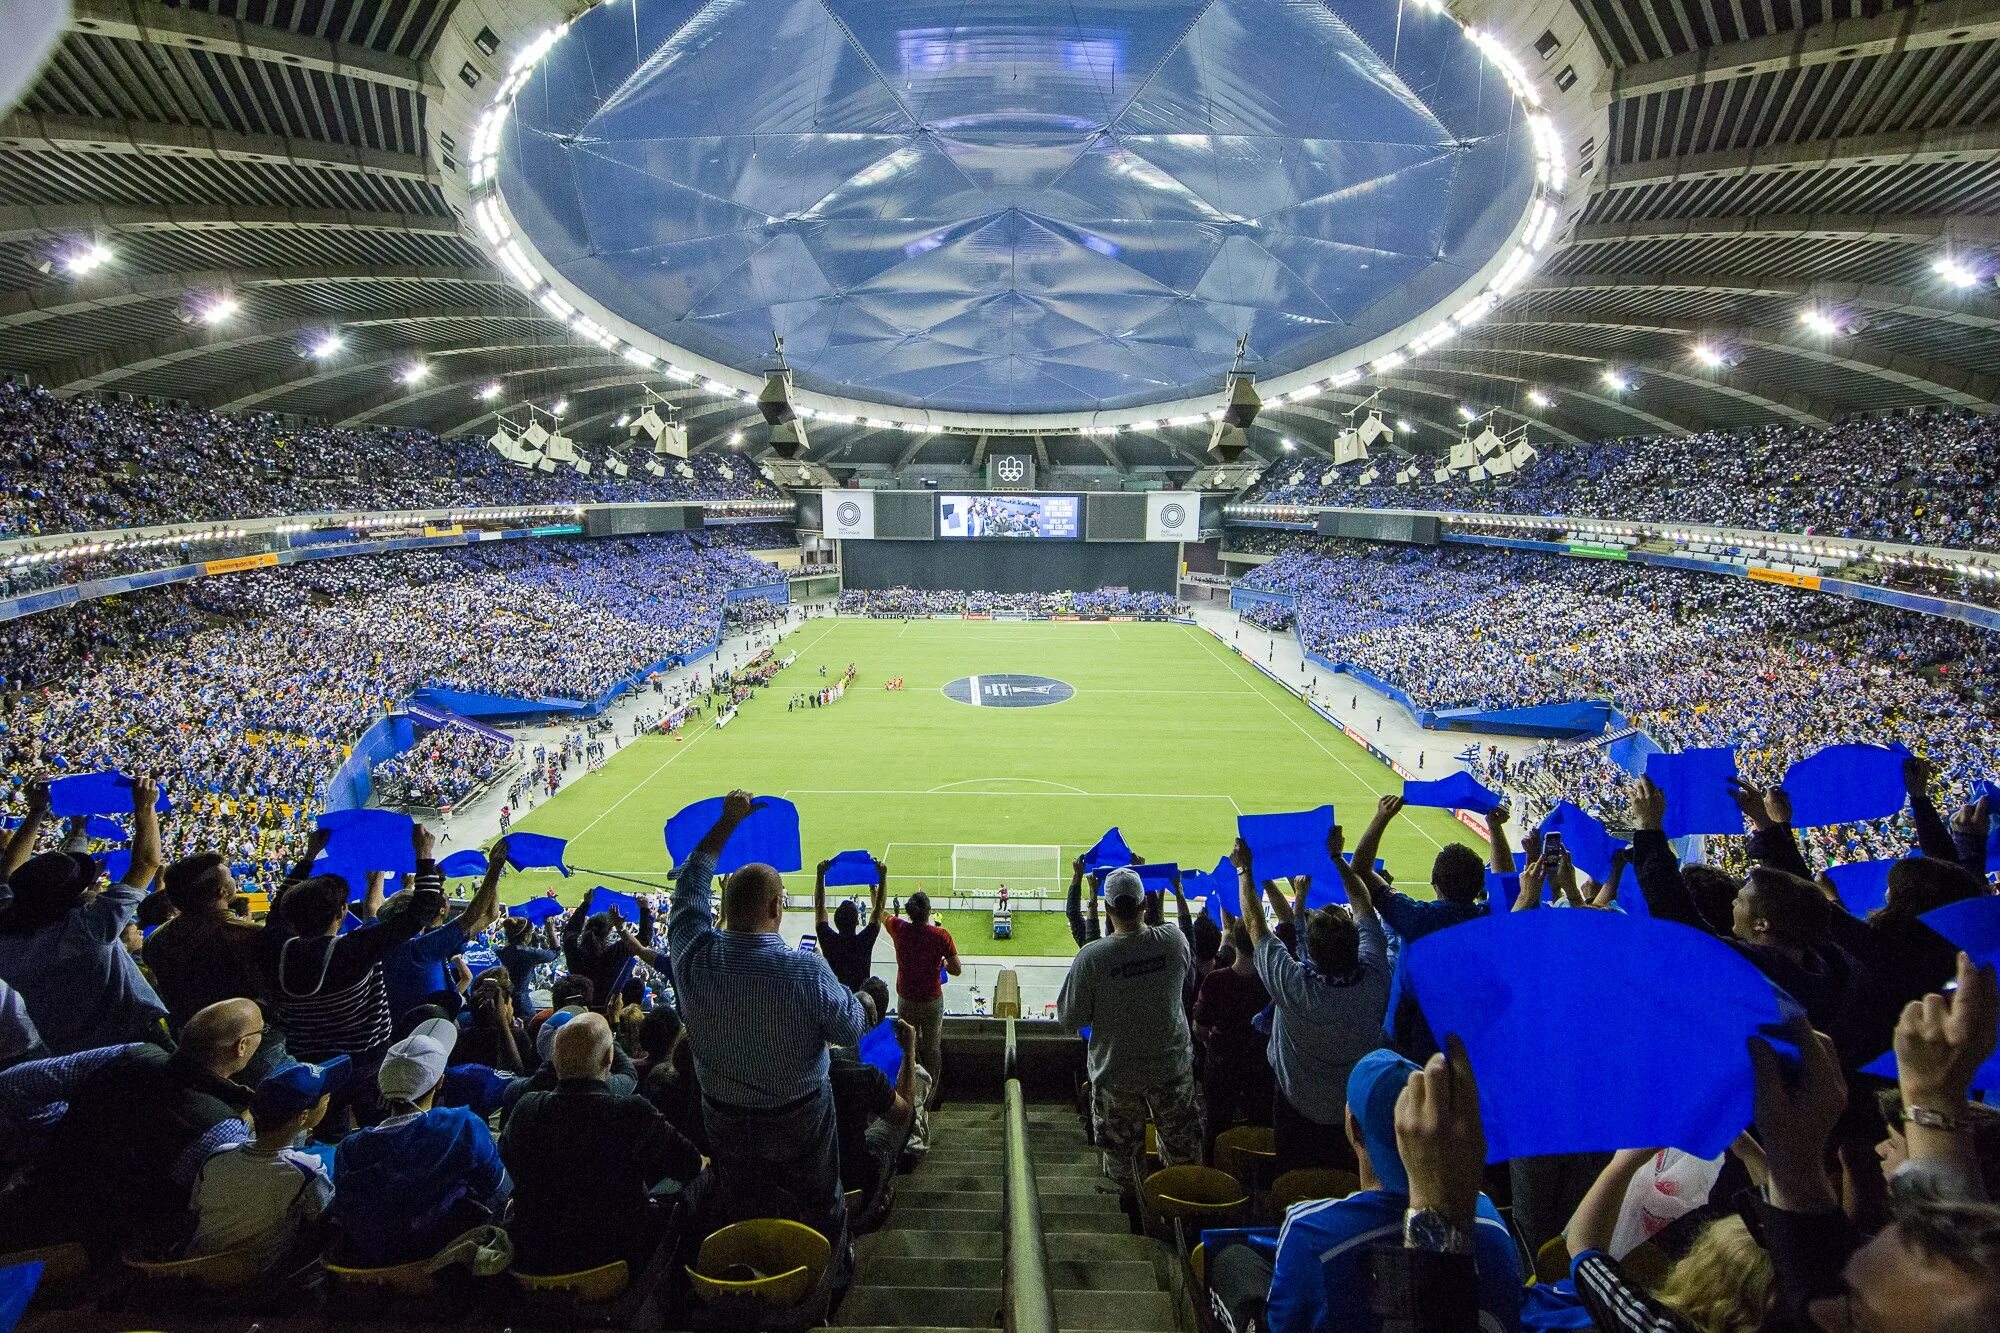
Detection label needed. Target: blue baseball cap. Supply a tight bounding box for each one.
[1346,1048,1421,1196]
[253,1054,351,1124]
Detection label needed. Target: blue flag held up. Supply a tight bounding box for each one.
[1826,859,1896,918]
[1237,807,1341,903]
[587,885,643,921]
[1136,863,1179,893]
[1402,772,1501,814]
[439,850,489,879]
[508,897,565,925]
[1081,827,1134,873]
[1188,857,1235,925]
[47,771,170,817]
[315,809,416,874]
[82,815,126,842]
[823,849,881,888]
[101,848,133,884]
[664,796,803,873]
[1536,802,1627,889]
[1784,743,1909,828]
[1407,910,1788,1161]
[1644,747,1742,839]
[856,1017,904,1086]
[504,832,570,877]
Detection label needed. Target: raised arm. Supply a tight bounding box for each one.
[869,861,887,924]
[670,790,760,955]
[122,775,162,890]
[813,860,830,929]
[1891,950,1998,1200]
[1590,848,1628,910]
[1628,779,1708,930]
[1064,856,1089,948]
[459,835,506,937]
[1904,757,1959,863]
[1329,823,1378,928]
[1484,801,1514,875]
[1233,839,1269,946]
[1563,1148,1655,1257]
[1,779,49,882]
[1351,794,1400,876]
[1732,780,1811,879]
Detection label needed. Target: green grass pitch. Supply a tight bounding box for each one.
[498,618,1478,949]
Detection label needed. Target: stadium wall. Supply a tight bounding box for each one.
[324,714,418,813]
[840,539,1177,593]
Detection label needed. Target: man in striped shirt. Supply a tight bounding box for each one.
[669,790,868,1282]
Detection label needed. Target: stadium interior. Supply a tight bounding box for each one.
[5,1,2000,1332]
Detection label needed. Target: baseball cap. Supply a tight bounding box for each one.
[378,1016,458,1102]
[1103,866,1145,906]
[253,1055,350,1125]
[1346,1048,1421,1196]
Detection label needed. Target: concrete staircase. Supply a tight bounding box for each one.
[837,1103,1182,1332]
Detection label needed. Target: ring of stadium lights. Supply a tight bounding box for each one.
[462,8,1571,439]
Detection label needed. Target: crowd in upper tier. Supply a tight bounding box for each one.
[1240,409,2000,551]
[369,728,515,811]
[838,588,1191,617]
[1242,539,2000,867]
[0,535,780,880]
[0,377,779,538]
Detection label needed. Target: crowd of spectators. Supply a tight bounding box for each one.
[0,377,781,539]
[1243,540,2000,866]
[0,790,936,1319]
[0,535,778,881]
[1239,407,2000,551]
[370,728,515,811]
[839,587,1190,617]
[0,584,1991,1328]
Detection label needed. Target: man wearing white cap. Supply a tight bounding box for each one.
[1056,864,1202,1224]
[331,1016,511,1266]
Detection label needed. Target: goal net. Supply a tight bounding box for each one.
[950,844,1063,897]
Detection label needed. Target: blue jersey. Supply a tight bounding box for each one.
[1266,1188,1522,1333]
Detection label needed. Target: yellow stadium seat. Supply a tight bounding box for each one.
[1142,1165,1249,1221]
[323,1253,439,1297]
[1214,1124,1277,1184]
[1189,1241,1206,1287]
[123,1246,264,1291]
[1270,1168,1359,1212]
[1534,1236,1570,1285]
[687,1219,829,1313]
[512,1260,629,1303]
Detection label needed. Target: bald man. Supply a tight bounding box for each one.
[502,1012,701,1274]
[668,791,867,1283]
[0,997,261,1254]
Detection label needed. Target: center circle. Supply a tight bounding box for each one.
[943,674,1075,708]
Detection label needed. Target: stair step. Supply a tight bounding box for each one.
[907,1172,1110,1195]
[858,1230,1159,1263]
[895,1188,1124,1216]
[924,1148,1101,1169]
[887,1206,1133,1235]
[838,1286,1177,1332]
[862,1257,1160,1294]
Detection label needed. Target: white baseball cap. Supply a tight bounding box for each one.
[378,1016,458,1102]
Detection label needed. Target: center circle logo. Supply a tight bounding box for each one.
[835,500,862,527]
[942,673,1074,708]
[997,456,1026,482]
[1160,502,1186,528]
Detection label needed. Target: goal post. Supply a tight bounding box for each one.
[949,843,1064,897]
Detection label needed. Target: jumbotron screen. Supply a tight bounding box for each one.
[937,494,1080,540]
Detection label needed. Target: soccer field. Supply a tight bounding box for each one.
[502,617,1477,936]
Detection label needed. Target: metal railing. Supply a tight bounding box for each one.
[1001,1016,1059,1333]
